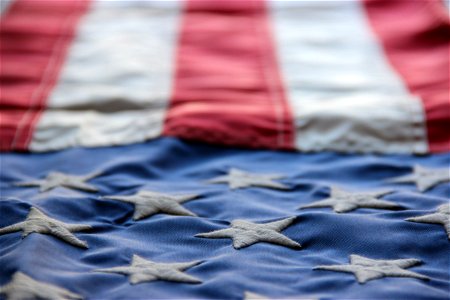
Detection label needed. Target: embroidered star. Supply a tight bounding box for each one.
[195,217,301,249]
[0,272,82,300]
[406,203,450,240]
[0,207,91,248]
[299,187,400,213]
[207,168,289,190]
[96,254,202,284]
[388,165,449,192]
[15,171,101,193]
[314,254,429,284]
[102,190,200,220]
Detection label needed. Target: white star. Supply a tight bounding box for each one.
[207,168,289,190]
[195,217,301,249]
[0,272,82,300]
[299,187,400,213]
[102,190,200,220]
[406,203,450,240]
[15,171,101,193]
[388,165,449,192]
[314,254,429,284]
[96,254,202,284]
[0,207,91,248]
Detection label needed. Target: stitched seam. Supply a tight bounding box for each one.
[406,96,428,154]
[359,0,425,154]
[255,1,284,148]
[400,95,417,154]
[11,0,83,150]
[162,0,186,137]
[24,1,85,148]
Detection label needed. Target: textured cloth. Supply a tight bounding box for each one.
[1,137,449,299]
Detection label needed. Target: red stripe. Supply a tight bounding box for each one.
[364,0,450,152]
[163,0,294,150]
[0,0,90,151]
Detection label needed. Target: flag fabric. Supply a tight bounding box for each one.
[1,0,449,154]
[1,137,450,299]
[0,1,449,300]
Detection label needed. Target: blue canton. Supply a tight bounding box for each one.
[1,137,449,299]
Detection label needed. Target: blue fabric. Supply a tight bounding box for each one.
[0,137,449,300]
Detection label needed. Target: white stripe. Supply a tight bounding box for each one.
[270,1,428,154]
[30,0,182,151]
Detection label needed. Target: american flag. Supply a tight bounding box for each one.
[0,1,449,299]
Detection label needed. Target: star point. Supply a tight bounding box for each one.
[406,203,450,240]
[95,254,202,284]
[388,165,449,192]
[102,190,200,220]
[300,187,400,213]
[207,168,289,190]
[0,207,91,248]
[314,254,429,283]
[196,217,301,249]
[0,272,82,300]
[15,171,101,193]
